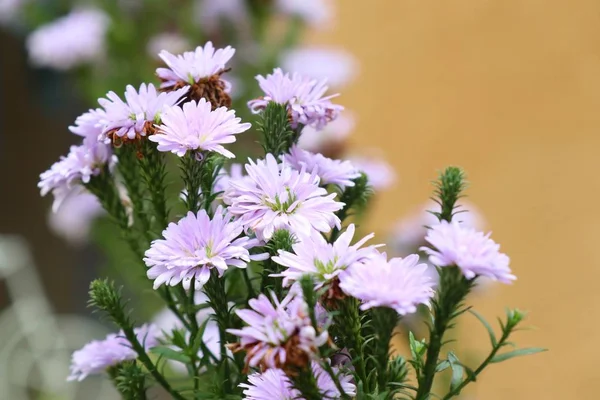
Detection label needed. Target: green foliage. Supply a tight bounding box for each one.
[256,102,295,156]
[430,166,467,223]
[110,361,147,400]
[138,140,170,231]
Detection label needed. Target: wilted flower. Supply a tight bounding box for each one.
[26,8,109,70]
[339,253,435,315]
[98,83,188,145]
[283,145,360,189]
[67,324,159,381]
[276,0,333,27]
[156,42,235,107]
[281,47,358,88]
[349,155,396,191]
[272,224,381,287]
[48,191,104,245]
[224,154,344,241]
[298,112,354,155]
[248,68,343,130]
[420,220,516,283]
[144,206,261,290]
[227,292,328,371]
[150,98,250,157]
[147,33,191,59]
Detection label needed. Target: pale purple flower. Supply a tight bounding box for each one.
[98,83,188,144]
[272,224,381,287]
[48,191,104,245]
[39,137,113,212]
[281,47,358,88]
[283,145,360,189]
[196,0,249,32]
[339,252,435,315]
[420,220,516,283]
[0,0,23,25]
[147,33,191,59]
[156,41,235,90]
[312,361,356,398]
[248,68,343,130]
[26,8,109,70]
[150,98,250,157]
[276,0,333,27]
[69,108,106,141]
[224,154,344,241]
[144,206,260,290]
[227,292,328,370]
[298,112,354,153]
[349,155,396,191]
[67,324,159,381]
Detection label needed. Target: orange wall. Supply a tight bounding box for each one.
[312,1,600,398]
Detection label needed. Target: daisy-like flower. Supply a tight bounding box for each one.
[240,362,355,399]
[339,252,435,315]
[420,220,516,283]
[98,83,187,145]
[281,47,358,88]
[144,206,261,290]
[272,224,381,288]
[26,8,109,70]
[67,324,159,381]
[248,68,343,130]
[349,155,396,191]
[149,98,250,157]
[227,292,328,371]
[48,191,104,246]
[156,42,235,108]
[38,137,113,212]
[283,145,360,189]
[224,154,344,241]
[298,112,354,155]
[69,108,106,141]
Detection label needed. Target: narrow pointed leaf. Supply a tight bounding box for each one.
[490,347,547,363]
[469,309,497,347]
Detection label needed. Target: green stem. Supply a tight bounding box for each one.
[371,307,398,389]
[138,140,170,231]
[335,297,368,392]
[180,152,203,214]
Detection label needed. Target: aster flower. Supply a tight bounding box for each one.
[144,206,260,290]
[283,145,360,189]
[67,324,159,381]
[149,98,250,157]
[298,112,354,155]
[48,191,104,246]
[349,155,396,191]
[227,292,328,371]
[98,83,187,145]
[339,252,435,315]
[276,0,333,27]
[248,68,343,130]
[26,8,109,70]
[281,47,358,88]
[420,220,516,283]
[156,42,235,108]
[196,0,249,32]
[69,108,106,141]
[224,154,344,241]
[272,224,381,287]
[38,137,113,212]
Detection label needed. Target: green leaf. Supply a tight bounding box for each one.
[447,352,464,392]
[469,309,497,347]
[150,346,192,364]
[490,347,547,363]
[435,360,450,372]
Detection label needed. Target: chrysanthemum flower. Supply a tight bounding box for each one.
[240,361,355,399]
[420,220,516,283]
[248,68,343,130]
[67,324,159,381]
[38,137,113,212]
[144,206,261,290]
[224,154,344,241]
[281,47,358,88]
[69,108,106,141]
[272,224,381,287]
[339,252,435,315]
[98,83,188,145]
[283,145,360,189]
[156,42,235,108]
[26,8,109,70]
[227,292,328,371]
[149,98,250,157]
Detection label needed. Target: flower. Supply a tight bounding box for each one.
[272,224,381,287]
[147,33,191,59]
[98,83,188,145]
[48,191,104,246]
[227,292,328,371]
[38,137,113,212]
[275,0,333,27]
[420,220,516,283]
[156,42,235,107]
[224,154,344,241]
[248,68,343,130]
[240,362,355,399]
[281,47,358,88]
[339,252,435,315]
[144,206,260,290]
[298,112,354,155]
[0,0,23,25]
[67,324,159,381]
[348,155,396,191]
[149,98,250,157]
[26,8,109,70]
[196,0,249,32]
[69,108,106,142]
[283,145,360,189]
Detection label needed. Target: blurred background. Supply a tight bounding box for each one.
[1,0,595,398]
